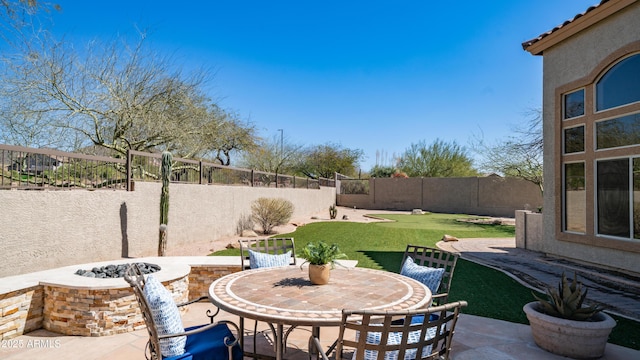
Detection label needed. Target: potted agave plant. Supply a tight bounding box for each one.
[300,241,347,285]
[523,272,616,359]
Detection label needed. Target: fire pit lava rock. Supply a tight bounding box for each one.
[75,262,160,278]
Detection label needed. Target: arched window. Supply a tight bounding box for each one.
[596,53,640,111]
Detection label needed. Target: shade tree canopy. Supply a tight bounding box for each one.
[397,139,478,178]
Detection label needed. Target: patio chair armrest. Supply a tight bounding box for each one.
[158,320,241,349]
[309,336,331,360]
[176,295,209,307]
[176,296,221,323]
[431,292,449,306]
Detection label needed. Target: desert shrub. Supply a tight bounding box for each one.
[236,213,255,234]
[251,197,294,234]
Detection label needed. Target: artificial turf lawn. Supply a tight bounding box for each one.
[212,212,639,350]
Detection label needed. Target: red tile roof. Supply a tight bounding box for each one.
[522,1,610,51]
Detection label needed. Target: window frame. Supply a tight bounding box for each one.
[563,88,586,120]
[555,43,640,254]
[594,52,640,113]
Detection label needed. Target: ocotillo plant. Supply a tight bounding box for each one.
[158,151,172,256]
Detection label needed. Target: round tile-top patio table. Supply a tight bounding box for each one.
[208,266,432,360]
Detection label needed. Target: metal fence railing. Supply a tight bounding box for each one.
[0,144,127,190]
[0,144,335,191]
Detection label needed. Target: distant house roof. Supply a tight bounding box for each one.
[522,0,637,55]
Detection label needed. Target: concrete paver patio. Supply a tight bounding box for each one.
[2,209,639,359]
[1,301,638,359]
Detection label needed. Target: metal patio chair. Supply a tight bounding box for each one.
[238,238,296,358]
[124,264,243,360]
[310,301,468,360]
[401,245,459,305]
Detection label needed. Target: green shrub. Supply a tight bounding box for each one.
[251,197,294,234]
[340,179,369,194]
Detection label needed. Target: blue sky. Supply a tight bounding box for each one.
[50,0,598,171]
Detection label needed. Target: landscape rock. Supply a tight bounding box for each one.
[412,209,424,215]
[442,234,459,242]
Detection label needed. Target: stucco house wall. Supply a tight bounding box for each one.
[532,1,640,274]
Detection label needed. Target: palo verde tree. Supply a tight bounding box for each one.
[297,143,364,179]
[398,139,478,177]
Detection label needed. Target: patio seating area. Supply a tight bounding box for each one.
[1,301,637,359]
[1,237,639,359]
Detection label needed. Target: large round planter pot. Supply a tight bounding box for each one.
[523,302,616,359]
[308,264,331,285]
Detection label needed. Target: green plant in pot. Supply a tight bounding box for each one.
[300,241,346,285]
[523,272,616,359]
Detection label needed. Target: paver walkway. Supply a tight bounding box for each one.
[438,237,640,321]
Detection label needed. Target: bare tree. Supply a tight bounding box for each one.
[1,24,256,161]
[195,106,258,165]
[240,133,304,174]
[474,109,543,194]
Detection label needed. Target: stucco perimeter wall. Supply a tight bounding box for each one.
[0,183,335,277]
[541,3,640,274]
[338,176,541,217]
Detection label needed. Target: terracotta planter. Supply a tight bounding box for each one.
[523,302,616,359]
[308,264,331,285]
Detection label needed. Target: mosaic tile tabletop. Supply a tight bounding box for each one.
[209,266,431,326]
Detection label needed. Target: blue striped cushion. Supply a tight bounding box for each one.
[143,275,186,357]
[400,257,445,294]
[358,324,437,360]
[248,249,291,269]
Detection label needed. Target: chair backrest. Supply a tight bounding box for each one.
[124,264,163,360]
[337,301,468,360]
[238,237,296,270]
[401,245,458,296]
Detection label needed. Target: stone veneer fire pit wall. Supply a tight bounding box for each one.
[0,257,242,339]
[42,259,190,337]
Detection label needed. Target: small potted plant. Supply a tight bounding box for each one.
[523,272,616,359]
[300,241,347,285]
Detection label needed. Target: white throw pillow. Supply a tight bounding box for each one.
[143,274,186,357]
[249,249,292,269]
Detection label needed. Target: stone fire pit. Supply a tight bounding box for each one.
[75,262,160,278]
[40,258,190,336]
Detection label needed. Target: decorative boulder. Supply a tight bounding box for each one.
[411,209,424,215]
[442,234,459,242]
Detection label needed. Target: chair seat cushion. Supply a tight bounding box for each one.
[143,275,186,357]
[400,256,445,294]
[357,323,437,360]
[248,249,292,269]
[164,323,243,360]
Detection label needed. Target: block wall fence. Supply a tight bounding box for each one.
[337,176,542,218]
[0,182,335,277]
